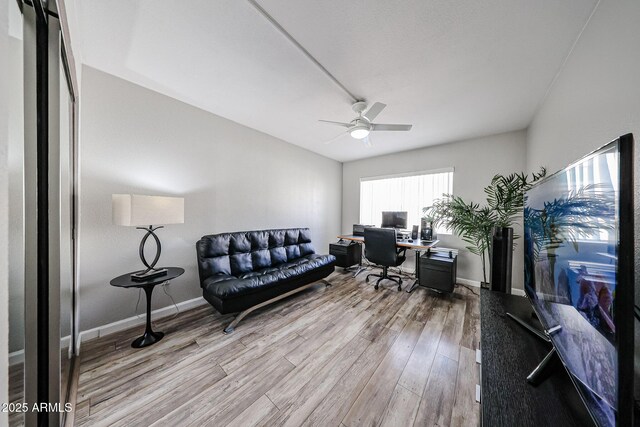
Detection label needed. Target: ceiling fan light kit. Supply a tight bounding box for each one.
[350,124,370,139]
[319,101,413,147]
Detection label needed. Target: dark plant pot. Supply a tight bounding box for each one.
[490,226,513,293]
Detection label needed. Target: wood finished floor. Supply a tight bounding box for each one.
[8,350,71,427]
[8,362,24,427]
[73,270,480,427]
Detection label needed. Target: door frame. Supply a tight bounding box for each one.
[20,0,79,424]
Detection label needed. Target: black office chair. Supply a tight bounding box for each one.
[364,227,407,291]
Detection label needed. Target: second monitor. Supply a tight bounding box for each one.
[381,211,408,229]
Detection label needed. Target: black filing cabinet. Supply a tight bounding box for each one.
[419,251,457,293]
[329,241,362,268]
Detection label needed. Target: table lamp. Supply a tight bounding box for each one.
[112,194,184,281]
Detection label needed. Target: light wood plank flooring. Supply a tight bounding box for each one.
[8,362,24,427]
[73,270,480,426]
[8,349,71,427]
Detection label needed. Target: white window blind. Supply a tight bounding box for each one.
[359,169,453,233]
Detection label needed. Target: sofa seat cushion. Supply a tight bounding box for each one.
[203,254,335,300]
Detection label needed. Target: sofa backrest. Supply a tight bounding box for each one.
[196,228,316,284]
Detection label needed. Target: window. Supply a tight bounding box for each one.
[359,169,453,233]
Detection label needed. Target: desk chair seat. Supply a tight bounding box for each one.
[364,228,407,291]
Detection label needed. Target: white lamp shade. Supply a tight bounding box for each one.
[112,194,184,226]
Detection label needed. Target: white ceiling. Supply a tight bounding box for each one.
[73,0,598,162]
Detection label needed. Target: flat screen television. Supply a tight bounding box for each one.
[523,134,635,426]
[381,211,408,229]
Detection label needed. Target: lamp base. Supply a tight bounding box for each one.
[131,268,168,282]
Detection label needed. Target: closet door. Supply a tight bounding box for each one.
[59,38,75,423]
[21,0,78,424]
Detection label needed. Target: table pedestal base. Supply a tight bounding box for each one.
[132,285,164,348]
[132,330,164,348]
[110,267,185,349]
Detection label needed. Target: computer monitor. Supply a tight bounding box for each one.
[381,211,408,229]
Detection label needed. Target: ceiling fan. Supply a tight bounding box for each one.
[319,101,412,147]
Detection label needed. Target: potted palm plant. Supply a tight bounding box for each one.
[426,168,546,288]
[425,199,496,285]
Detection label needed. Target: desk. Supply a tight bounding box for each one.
[336,234,439,292]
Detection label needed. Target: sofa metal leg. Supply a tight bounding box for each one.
[320,279,333,287]
[223,310,252,334]
[221,280,328,334]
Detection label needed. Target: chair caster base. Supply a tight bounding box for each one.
[223,327,235,334]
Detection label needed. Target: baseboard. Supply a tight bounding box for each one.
[9,335,72,366]
[76,296,208,354]
[456,278,481,288]
[457,278,525,296]
[394,265,482,289]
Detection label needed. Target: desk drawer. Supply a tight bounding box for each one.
[329,245,349,255]
[419,253,457,293]
[420,262,452,273]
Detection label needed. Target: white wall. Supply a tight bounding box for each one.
[78,66,342,332]
[526,0,640,174]
[526,0,640,398]
[1,0,10,423]
[527,0,640,304]
[342,130,530,288]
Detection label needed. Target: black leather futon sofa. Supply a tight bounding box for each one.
[196,228,336,333]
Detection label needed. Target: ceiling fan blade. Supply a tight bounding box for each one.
[371,123,413,131]
[363,102,386,121]
[362,135,372,148]
[323,131,348,145]
[319,119,353,128]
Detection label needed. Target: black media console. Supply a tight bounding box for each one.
[480,289,594,426]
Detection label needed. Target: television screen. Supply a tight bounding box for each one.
[524,135,634,426]
[381,211,408,229]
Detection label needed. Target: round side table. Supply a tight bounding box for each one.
[110,267,185,348]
